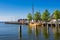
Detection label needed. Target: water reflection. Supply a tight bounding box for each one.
[35,26,40,37]
[28,26,32,40]
[35,26,41,40]
[28,26,32,36]
[28,26,41,40]
[52,27,60,40]
[18,25,60,40]
[42,26,49,40]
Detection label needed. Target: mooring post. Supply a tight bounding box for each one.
[47,23,48,29]
[58,23,59,28]
[47,23,49,33]
[55,23,57,28]
[58,22,59,30]
[20,25,22,40]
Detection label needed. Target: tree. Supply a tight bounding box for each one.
[53,10,60,27]
[41,9,50,22]
[27,13,32,21]
[34,11,41,22]
[53,10,60,20]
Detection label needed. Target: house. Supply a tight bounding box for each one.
[50,14,60,23]
[18,19,28,24]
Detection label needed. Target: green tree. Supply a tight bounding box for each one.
[53,10,60,27]
[34,11,41,22]
[27,13,32,21]
[41,9,50,22]
[53,10,60,20]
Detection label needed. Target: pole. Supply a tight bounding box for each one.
[32,2,34,22]
[20,25,22,40]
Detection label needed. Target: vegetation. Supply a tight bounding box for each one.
[27,9,60,22]
[41,9,50,22]
[27,13,32,21]
[53,10,60,27]
[34,11,41,22]
[53,10,60,20]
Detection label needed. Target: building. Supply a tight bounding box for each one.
[18,19,28,24]
[50,14,60,23]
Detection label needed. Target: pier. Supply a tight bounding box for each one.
[5,22,28,25]
[42,22,60,27]
[4,21,60,27]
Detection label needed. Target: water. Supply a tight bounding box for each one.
[0,23,60,40]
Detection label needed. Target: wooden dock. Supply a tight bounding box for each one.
[42,22,60,27]
[4,21,60,27]
[5,22,28,25]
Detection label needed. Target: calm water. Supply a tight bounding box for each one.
[0,23,60,40]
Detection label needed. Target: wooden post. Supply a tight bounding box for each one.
[55,23,57,28]
[58,22,59,30]
[20,25,22,40]
[47,23,48,29]
[47,23,49,33]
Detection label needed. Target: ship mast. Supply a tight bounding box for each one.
[32,3,34,22]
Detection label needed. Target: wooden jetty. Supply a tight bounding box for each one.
[4,21,60,27]
[42,22,60,27]
[5,22,28,25]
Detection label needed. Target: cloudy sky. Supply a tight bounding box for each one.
[0,0,60,21]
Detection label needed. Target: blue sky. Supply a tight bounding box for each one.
[0,0,60,21]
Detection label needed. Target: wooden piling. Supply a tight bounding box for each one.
[20,25,22,40]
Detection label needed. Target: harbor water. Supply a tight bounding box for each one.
[0,23,60,40]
